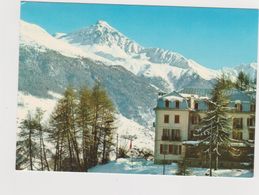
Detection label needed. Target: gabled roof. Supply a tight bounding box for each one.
[160,91,186,102]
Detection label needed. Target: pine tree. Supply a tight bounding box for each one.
[235,71,250,91]
[17,84,116,171]
[34,108,50,171]
[49,87,82,171]
[89,82,116,167]
[77,87,93,171]
[17,112,39,170]
[196,76,233,175]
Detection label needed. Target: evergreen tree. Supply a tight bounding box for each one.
[17,84,116,171]
[235,71,250,91]
[49,87,82,171]
[77,86,93,171]
[89,82,116,167]
[34,108,50,171]
[195,76,233,175]
[16,112,39,170]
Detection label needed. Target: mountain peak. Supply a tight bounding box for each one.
[96,20,113,28]
[60,19,143,55]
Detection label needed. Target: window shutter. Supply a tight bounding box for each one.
[160,144,163,154]
[247,118,250,126]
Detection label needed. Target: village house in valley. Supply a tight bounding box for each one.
[153,88,255,167]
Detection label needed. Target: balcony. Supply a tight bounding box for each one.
[170,136,181,141]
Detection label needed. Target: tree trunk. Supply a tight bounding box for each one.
[67,131,73,171]
[42,137,50,171]
[69,130,82,171]
[215,154,219,170]
[102,130,106,164]
[209,123,213,176]
[29,128,33,170]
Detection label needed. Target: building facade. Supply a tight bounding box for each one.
[154,88,255,164]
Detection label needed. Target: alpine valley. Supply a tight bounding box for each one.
[18,20,257,150]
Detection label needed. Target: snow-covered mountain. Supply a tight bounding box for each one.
[18,19,257,150]
[57,20,220,87]
[20,20,109,62]
[221,63,257,81]
[21,19,257,92]
[59,20,143,55]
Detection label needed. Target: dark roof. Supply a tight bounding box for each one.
[226,89,254,102]
[177,88,255,102]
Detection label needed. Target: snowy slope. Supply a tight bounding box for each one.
[21,19,257,88]
[20,20,107,61]
[58,20,219,85]
[60,20,143,55]
[221,62,257,81]
[21,19,257,94]
[17,92,154,151]
[115,114,154,151]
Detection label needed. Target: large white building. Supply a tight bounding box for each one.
[154,88,255,164]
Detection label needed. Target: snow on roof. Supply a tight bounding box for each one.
[176,88,254,103]
[161,91,187,102]
[162,95,185,102]
[182,141,201,146]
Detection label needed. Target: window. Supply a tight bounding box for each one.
[162,129,170,140]
[247,117,255,127]
[235,103,243,112]
[164,115,169,123]
[175,100,180,109]
[250,104,256,112]
[249,132,255,140]
[168,145,182,155]
[191,115,200,124]
[160,144,168,154]
[233,131,243,140]
[194,102,199,110]
[170,129,181,141]
[169,145,173,154]
[233,118,243,129]
[165,100,170,108]
[175,115,180,124]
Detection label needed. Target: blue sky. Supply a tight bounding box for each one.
[21,2,258,69]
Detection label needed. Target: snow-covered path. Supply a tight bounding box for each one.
[89,158,253,177]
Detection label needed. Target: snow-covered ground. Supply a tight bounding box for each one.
[89,158,253,177]
[17,91,154,151]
